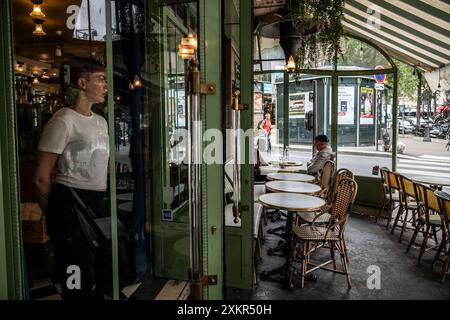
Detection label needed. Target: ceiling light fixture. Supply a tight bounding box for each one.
[29,0,46,19]
[55,45,62,57]
[178,34,198,60]
[133,75,142,88]
[41,68,50,79]
[32,19,46,36]
[285,55,296,74]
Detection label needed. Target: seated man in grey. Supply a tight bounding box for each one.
[307,134,334,178]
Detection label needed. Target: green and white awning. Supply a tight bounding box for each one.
[343,0,450,91]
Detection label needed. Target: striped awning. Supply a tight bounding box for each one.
[343,0,450,75]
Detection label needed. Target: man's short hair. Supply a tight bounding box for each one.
[65,56,105,85]
[61,56,105,106]
[314,134,329,143]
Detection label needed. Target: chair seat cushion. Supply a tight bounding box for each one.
[297,211,331,224]
[420,214,442,226]
[292,225,339,241]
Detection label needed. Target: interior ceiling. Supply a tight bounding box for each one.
[13,0,104,63]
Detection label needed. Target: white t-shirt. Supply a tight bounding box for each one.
[38,107,110,191]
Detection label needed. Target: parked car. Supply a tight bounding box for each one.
[398,120,414,134]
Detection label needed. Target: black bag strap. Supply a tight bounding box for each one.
[69,188,97,220]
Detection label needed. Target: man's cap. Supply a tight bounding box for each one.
[314,134,329,143]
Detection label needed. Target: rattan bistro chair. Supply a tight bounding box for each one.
[315,160,336,200]
[433,191,450,283]
[406,183,443,265]
[291,177,358,288]
[297,168,353,225]
[376,168,401,229]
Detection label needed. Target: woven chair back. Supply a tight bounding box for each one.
[330,169,354,202]
[330,178,358,229]
[435,192,450,229]
[320,160,336,190]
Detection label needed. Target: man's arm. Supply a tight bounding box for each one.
[33,151,59,215]
[307,152,328,175]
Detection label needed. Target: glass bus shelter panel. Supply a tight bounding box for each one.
[336,75,393,177]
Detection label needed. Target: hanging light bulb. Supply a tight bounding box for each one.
[32,19,46,36]
[29,0,46,19]
[55,45,62,57]
[50,67,59,77]
[285,55,296,74]
[32,77,40,85]
[133,75,142,88]
[41,68,50,79]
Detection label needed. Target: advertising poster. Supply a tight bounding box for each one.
[289,91,313,119]
[360,87,374,125]
[337,86,355,125]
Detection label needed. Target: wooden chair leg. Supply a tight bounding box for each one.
[340,240,352,287]
[329,241,337,270]
[385,200,394,230]
[376,197,388,223]
[441,251,450,283]
[406,221,423,253]
[431,234,446,270]
[262,207,267,226]
[391,205,404,235]
[418,225,431,264]
[399,208,410,243]
[299,242,307,289]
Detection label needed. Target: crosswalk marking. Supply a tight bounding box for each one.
[418,155,450,162]
[397,154,450,177]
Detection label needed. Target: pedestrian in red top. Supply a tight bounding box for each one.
[259,113,272,152]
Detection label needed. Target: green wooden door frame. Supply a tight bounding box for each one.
[0,0,24,300]
[199,0,224,299]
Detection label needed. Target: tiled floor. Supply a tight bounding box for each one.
[29,277,142,300]
[227,205,450,300]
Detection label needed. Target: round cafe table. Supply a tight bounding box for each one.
[259,193,325,289]
[265,180,321,195]
[411,175,450,190]
[260,165,303,175]
[267,172,316,183]
[269,160,303,167]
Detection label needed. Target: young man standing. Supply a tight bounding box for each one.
[33,57,111,299]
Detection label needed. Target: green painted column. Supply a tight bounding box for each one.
[0,0,23,299]
[200,0,224,299]
[283,72,289,149]
[392,66,398,171]
[331,73,338,153]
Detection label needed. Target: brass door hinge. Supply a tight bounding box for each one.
[202,275,218,286]
[200,83,216,95]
